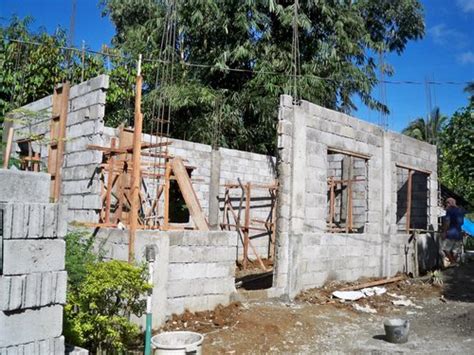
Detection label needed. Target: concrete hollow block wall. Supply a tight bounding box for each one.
[13,75,276,262]
[0,170,67,353]
[273,95,439,298]
[92,228,238,328]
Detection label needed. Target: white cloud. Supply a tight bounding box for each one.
[459,51,474,64]
[457,0,474,13]
[428,24,467,48]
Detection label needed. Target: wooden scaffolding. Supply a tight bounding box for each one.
[220,180,278,271]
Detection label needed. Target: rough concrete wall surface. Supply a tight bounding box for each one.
[274,96,438,298]
[13,75,109,224]
[0,170,67,353]
[93,228,237,328]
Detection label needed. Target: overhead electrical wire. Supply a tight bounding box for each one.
[5,37,472,87]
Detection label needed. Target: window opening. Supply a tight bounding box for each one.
[396,166,430,233]
[327,150,368,233]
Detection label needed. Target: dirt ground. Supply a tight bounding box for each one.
[161,261,474,354]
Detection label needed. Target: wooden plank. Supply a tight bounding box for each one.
[406,169,414,233]
[347,156,354,232]
[47,83,70,202]
[223,183,278,189]
[33,152,40,172]
[47,87,60,195]
[328,177,335,228]
[170,157,209,231]
[220,223,270,232]
[270,186,277,259]
[226,196,267,271]
[243,183,251,269]
[2,127,14,169]
[341,155,350,226]
[340,276,405,291]
[396,163,431,175]
[113,126,133,223]
[163,162,171,230]
[328,147,371,160]
[104,138,117,224]
[54,83,69,201]
[87,141,172,154]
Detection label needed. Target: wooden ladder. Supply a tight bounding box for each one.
[48,83,70,202]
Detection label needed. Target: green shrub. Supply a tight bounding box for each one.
[64,230,99,292]
[64,231,151,352]
[64,260,151,353]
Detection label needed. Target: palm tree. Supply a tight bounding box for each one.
[402,107,447,146]
[464,81,474,105]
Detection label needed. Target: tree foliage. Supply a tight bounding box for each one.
[0,17,105,120]
[0,17,137,134]
[439,104,474,204]
[101,0,425,153]
[401,107,447,146]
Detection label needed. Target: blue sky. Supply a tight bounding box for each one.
[1,0,473,132]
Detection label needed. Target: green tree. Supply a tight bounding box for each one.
[0,17,105,120]
[0,17,134,135]
[101,0,425,153]
[402,107,447,145]
[439,104,474,204]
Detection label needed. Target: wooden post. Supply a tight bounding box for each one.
[128,54,143,263]
[329,177,335,229]
[243,182,251,269]
[33,152,40,172]
[114,127,134,223]
[55,83,69,200]
[406,169,413,233]
[104,138,117,224]
[270,186,277,259]
[347,156,353,232]
[2,127,14,169]
[222,187,229,230]
[163,161,171,230]
[48,83,70,202]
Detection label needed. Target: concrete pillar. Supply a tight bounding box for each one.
[208,148,221,230]
[381,132,392,277]
[287,105,307,298]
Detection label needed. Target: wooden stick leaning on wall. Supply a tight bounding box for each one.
[171,157,209,231]
[128,54,143,263]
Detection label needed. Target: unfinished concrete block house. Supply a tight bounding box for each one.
[1,74,439,343]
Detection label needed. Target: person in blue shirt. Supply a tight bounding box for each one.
[442,197,465,265]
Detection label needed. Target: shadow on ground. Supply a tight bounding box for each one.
[442,261,474,302]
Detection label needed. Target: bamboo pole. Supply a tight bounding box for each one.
[128,54,143,263]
